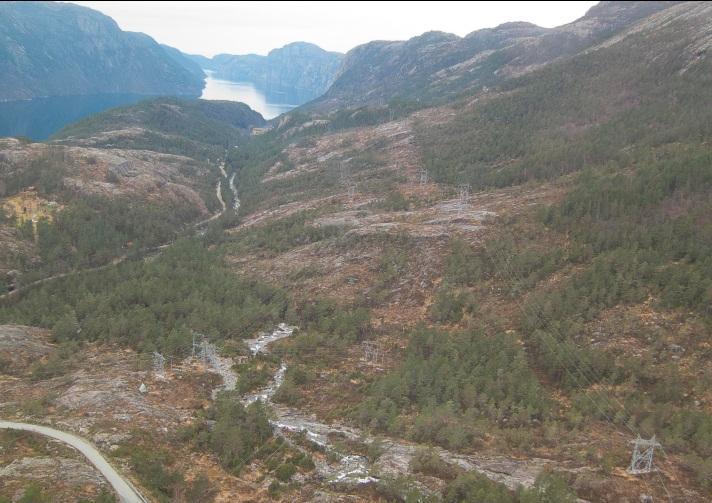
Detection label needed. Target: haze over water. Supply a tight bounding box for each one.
[200,71,297,120]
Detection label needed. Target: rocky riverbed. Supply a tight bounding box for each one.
[203,323,551,492]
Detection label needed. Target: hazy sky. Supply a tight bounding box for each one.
[73,1,598,57]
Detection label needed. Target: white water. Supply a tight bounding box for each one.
[237,324,376,486]
[229,173,240,211]
[201,324,549,490]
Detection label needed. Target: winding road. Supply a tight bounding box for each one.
[0,421,147,503]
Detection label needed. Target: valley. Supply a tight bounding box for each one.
[1,1,711,502]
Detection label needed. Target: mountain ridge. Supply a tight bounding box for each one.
[308,1,683,111]
[0,1,204,101]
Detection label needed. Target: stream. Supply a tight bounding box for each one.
[203,324,550,491]
[229,172,240,211]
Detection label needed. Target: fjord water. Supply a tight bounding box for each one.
[200,70,297,120]
[0,72,295,140]
[0,94,148,140]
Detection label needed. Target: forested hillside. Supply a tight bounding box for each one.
[0,98,264,294]
[1,1,711,502]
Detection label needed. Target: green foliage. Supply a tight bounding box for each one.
[273,375,300,406]
[374,476,440,503]
[419,22,712,191]
[229,210,345,255]
[519,471,576,503]
[357,326,549,446]
[267,480,282,497]
[543,149,712,320]
[32,197,200,274]
[128,448,183,503]
[51,311,79,342]
[207,393,273,473]
[378,190,410,211]
[18,393,54,417]
[409,448,461,480]
[235,354,280,394]
[0,239,288,353]
[684,454,712,490]
[366,239,410,306]
[29,345,75,381]
[325,100,422,132]
[429,286,473,324]
[4,148,66,197]
[275,462,297,482]
[445,236,566,295]
[184,474,217,502]
[226,132,289,215]
[297,298,371,346]
[445,239,484,286]
[444,472,515,503]
[16,483,49,503]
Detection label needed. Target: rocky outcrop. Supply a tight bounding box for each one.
[0,325,53,375]
[0,457,107,487]
[0,137,213,217]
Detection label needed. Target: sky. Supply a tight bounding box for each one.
[73,1,598,57]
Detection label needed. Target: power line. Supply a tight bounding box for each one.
[478,237,676,500]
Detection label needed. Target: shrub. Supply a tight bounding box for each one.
[444,472,514,503]
[409,448,460,480]
[275,462,297,482]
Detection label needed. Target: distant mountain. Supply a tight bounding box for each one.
[189,42,343,104]
[0,1,204,101]
[160,44,206,81]
[309,1,679,111]
[184,53,216,72]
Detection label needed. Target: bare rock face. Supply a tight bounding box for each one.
[0,456,107,487]
[56,371,143,414]
[0,138,211,217]
[0,325,53,375]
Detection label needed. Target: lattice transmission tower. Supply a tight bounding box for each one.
[628,436,661,474]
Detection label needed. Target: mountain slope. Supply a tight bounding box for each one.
[53,98,266,158]
[197,2,709,500]
[309,1,680,111]
[1,2,711,502]
[419,0,712,189]
[0,1,204,100]
[0,98,265,287]
[160,44,206,82]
